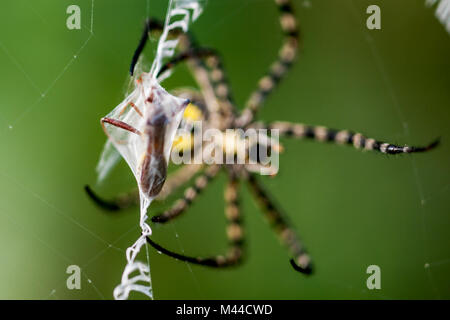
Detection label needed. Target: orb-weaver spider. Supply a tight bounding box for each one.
[85,0,439,275]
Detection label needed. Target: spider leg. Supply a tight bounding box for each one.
[130,18,164,75]
[157,48,217,77]
[146,172,245,268]
[203,53,237,120]
[266,121,440,155]
[246,173,312,275]
[159,47,229,100]
[129,18,238,124]
[170,88,208,117]
[133,21,239,125]
[85,164,204,211]
[236,0,299,127]
[157,164,204,200]
[151,164,221,223]
[84,185,124,211]
[157,47,238,121]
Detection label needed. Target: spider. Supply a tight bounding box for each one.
[85,0,439,275]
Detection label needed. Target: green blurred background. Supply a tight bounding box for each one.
[0,0,449,299]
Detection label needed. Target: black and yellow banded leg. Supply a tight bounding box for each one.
[267,121,440,155]
[84,164,204,212]
[157,47,237,119]
[151,165,221,223]
[166,31,238,124]
[246,173,312,275]
[222,173,245,266]
[158,164,204,200]
[203,53,237,121]
[236,0,300,127]
[146,173,245,268]
[157,47,217,76]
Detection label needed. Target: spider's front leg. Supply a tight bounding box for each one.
[236,0,300,127]
[146,170,246,268]
[157,46,238,123]
[130,18,165,75]
[264,121,440,155]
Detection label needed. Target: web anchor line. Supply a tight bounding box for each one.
[108,0,205,300]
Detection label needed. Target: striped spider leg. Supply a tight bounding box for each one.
[87,0,439,276]
[147,166,245,268]
[145,166,313,274]
[250,121,440,155]
[246,173,312,274]
[235,0,300,128]
[151,164,221,223]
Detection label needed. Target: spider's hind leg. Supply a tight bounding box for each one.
[84,185,138,211]
[146,170,245,268]
[246,173,313,275]
[85,164,204,212]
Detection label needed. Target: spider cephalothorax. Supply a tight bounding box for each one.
[86,0,438,275]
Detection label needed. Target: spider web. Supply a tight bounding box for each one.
[0,0,448,300]
[96,0,206,300]
[0,0,205,299]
